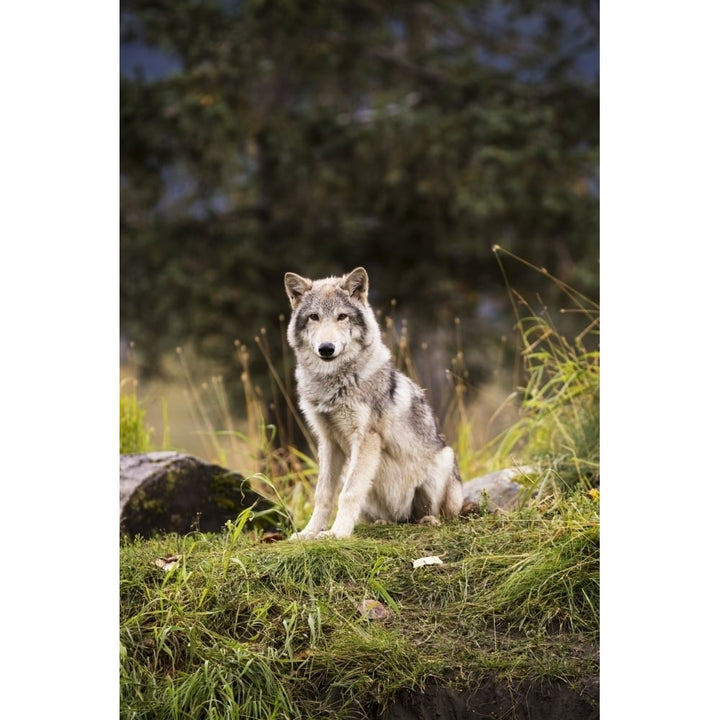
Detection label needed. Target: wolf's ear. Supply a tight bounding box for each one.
[341,267,369,304]
[284,272,313,308]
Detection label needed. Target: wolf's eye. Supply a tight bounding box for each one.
[308,313,319,321]
[337,313,348,321]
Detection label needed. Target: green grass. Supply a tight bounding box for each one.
[120,492,598,719]
[459,247,600,502]
[120,386,153,454]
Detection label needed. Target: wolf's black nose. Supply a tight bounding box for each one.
[318,343,336,358]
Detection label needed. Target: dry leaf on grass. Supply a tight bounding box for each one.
[154,555,182,571]
[259,532,285,544]
[412,555,444,569]
[358,599,391,620]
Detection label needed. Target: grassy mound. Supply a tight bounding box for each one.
[120,492,598,719]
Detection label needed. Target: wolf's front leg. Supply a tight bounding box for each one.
[290,438,344,540]
[322,431,382,539]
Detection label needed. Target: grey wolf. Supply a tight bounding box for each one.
[284,266,463,539]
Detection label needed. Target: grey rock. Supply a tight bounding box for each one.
[120,452,281,538]
[461,466,537,513]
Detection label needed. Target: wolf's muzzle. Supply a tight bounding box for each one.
[318,342,336,360]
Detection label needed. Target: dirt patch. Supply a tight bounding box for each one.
[377,675,599,720]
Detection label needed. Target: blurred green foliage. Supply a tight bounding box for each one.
[120,393,153,453]
[120,0,598,387]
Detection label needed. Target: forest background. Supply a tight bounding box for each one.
[120,0,599,463]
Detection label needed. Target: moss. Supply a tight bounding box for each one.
[127,488,166,517]
[210,470,244,512]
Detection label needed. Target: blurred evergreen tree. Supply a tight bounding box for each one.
[121,0,598,388]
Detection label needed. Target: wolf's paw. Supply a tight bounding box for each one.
[418,515,441,527]
[315,530,337,540]
[289,530,318,541]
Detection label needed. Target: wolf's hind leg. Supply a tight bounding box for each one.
[440,457,464,519]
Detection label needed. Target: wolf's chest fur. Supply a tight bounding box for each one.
[300,369,376,452]
[300,369,361,414]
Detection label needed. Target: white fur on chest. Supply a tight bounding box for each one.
[303,392,371,455]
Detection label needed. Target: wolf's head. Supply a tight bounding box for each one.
[284,267,383,370]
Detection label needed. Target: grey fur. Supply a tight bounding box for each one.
[284,266,463,539]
